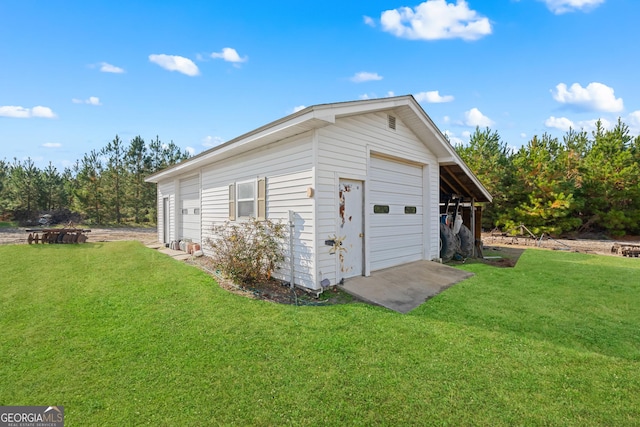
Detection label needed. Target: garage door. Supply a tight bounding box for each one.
[180,176,201,243]
[369,156,423,271]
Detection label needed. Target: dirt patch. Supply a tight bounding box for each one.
[0,226,157,245]
[482,232,640,256]
[472,232,640,268]
[478,246,525,267]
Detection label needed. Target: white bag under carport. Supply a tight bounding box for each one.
[453,214,463,235]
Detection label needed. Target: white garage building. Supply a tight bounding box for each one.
[145,95,491,291]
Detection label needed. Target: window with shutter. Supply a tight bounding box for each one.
[229,178,266,220]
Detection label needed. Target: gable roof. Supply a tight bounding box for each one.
[145,95,492,202]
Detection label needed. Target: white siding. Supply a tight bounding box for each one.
[316,112,439,284]
[369,156,423,271]
[153,108,443,291]
[157,180,176,244]
[200,132,316,289]
[179,175,201,243]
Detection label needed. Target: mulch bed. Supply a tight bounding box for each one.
[187,256,356,306]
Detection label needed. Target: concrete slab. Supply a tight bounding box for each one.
[158,248,193,261]
[340,260,474,314]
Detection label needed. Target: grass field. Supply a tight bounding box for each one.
[1,242,639,426]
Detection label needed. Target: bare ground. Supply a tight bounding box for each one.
[482,232,640,257]
[0,226,157,246]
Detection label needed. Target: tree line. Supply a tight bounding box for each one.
[0,135,190,225]
[2,120,639,236]
[456,119,640,237]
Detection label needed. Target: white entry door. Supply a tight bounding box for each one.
[338,179,363,279]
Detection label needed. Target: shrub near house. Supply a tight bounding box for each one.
[206,218,287,284]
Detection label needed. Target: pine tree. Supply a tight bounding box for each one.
[456,127,513,229]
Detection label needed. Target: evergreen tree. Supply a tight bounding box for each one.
[102,135,127,223]
[125,136,150,223]
[8,158,42,221]
[581,120,640,235]
[456,127,513,229]
[0,159,9,219]
[507,134,582,235]
[40,161,67,211]
[76,150,105,224]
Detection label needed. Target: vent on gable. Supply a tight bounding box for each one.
[387,114,396,130]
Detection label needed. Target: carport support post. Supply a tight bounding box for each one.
[471,199,476,257]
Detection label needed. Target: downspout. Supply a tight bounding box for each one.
[288,210,295,289]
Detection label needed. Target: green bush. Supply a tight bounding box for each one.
[205,218,287,284]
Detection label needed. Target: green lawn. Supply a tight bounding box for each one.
[1,242,639,426]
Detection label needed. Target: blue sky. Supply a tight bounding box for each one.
[1,0,639,170]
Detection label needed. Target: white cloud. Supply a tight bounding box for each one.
[100,62,125,73]
[185,146,196,156]
[31,106,56,118]
[359,92,396,100]
[0,105,57,118]
[463,107,494,127]
[380,0,492,41]
[552,82,623,112]
[628,111,640,135]
[461,130,471,139]
[414,90,454,103]
[202,135,224,148]
[211,47,248,64]
[520,133,527,139]
[577,118,612,132]
[545,116,614,133]
[363,15,375,27]
[443,130,464,145]
[72,96,101,106]
[149,54,200,76]
[0,106,30,118]
[42,142,62,148]
[545,116,575,131]
[291,105,306,113]
[540,0,605,14]
[350,72,383,83]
